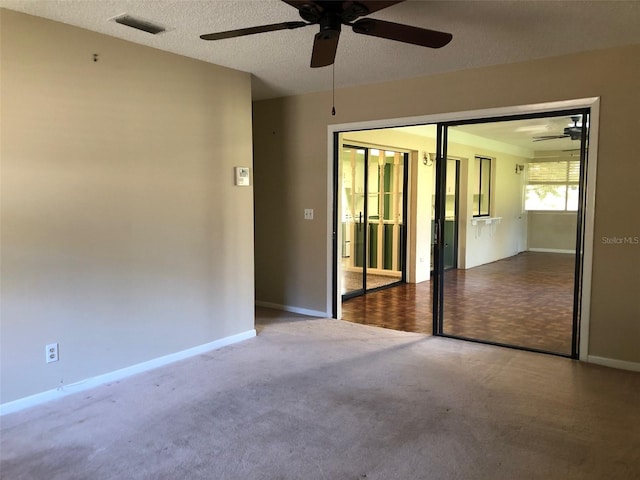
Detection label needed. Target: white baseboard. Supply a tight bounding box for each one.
[587,355,640,372]
[255,300,327,318]
[528,248,575,254]
[0,329,256,416]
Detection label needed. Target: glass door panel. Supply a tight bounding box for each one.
[366,150,405,291]
[341,146,366,296]
[434,111,588,357]
[341,144,407,299]
[431,157,459,271]
[444,159,459,270]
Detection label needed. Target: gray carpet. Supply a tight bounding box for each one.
[2,308,639,479]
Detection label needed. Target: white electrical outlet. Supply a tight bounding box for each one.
[304,208,314,220]
[46,343,59,363]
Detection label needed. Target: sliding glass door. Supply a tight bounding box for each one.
[341,144,407,299]
[433,110,589,357]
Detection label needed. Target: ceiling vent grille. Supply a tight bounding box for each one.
[113,14,166,35]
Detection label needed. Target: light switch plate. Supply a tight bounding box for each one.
[234,167,250,186]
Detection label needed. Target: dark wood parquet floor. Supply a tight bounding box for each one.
[341,252,575,355]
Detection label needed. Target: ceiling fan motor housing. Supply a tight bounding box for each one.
[299,1,366,39]
[340,2,370,22]
[564,116,582,139]
[298,4,322,23]
[318,12,342,39]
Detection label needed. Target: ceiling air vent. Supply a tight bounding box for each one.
[113,14,166,35]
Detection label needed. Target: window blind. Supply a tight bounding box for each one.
[527,160,580,184]
[525,160,581,211]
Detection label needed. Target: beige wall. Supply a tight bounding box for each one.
[0,10,255,404]
[528,213,578,251]
[253,44,640,364]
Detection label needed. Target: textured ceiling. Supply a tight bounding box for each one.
[2,0,640,101]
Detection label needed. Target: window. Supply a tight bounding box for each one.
[473,156,491,217]
[525,160,580,211]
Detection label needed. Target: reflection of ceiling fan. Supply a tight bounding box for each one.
[200,0,453,68]
[533,116,583,142]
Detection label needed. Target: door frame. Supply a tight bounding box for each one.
[340,143,370,300]
[327,97,600,362]
[433,109,589,358]
[339,143,409,301]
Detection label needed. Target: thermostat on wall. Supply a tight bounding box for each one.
[234,167,250,186]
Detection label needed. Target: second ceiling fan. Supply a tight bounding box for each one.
[533,116,584,142]
[200,0,453,68]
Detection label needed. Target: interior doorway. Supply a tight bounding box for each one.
[332,99,598,360]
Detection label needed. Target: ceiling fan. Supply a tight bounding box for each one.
[200,0,453,68]
[533,116,583,142]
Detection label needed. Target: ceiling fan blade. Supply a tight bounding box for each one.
[532,135,569,142]
[200,21,308,41]
[352,18,452,48]
[311,30,340,68]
